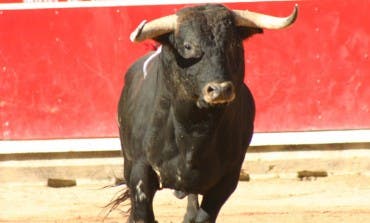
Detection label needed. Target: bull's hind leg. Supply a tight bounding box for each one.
[195,170,240,223]
[182,194,199,223]
[126,160,159,223]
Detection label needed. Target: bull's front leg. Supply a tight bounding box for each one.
[194,170,240,223]
[127,159,159,223]
[182,194,200,223]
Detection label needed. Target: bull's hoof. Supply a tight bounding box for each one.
[194,208,212,223]
[126,216,158,223]
[182,213,196,223]
[127,220,158,223]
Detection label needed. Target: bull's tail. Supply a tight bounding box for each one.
[104,185,131,218]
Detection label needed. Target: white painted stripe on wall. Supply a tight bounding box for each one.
[0,0,298,10]
[246,149,370,161]
[251,130,370,146]
[0,138,120,154]
[1,149,370,167]
[0,130,369,154]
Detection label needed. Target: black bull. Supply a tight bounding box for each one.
[116,4,298,223]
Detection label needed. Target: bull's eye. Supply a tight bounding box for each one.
[177,41,203,62]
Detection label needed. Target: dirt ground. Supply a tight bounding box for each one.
[1,175,370,223]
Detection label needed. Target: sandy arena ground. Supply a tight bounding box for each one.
[1,175,370,223]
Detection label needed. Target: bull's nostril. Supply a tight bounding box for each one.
[207,85,216,94]
[225,85,232,95]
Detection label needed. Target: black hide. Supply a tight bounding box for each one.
[118,4,258,223]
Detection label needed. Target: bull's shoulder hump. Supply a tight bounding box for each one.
[127,48,163,78]
[126,52,154,76]
[124,51,158,86]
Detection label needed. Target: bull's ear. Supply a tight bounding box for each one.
[238,27,263,39]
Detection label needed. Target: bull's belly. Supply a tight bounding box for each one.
[152,158,226,194]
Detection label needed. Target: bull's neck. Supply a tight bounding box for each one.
[171,100,224,133]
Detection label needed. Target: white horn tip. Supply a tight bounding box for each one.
[290,4,299,24]
[130,20,147,43]
[279,4,299,29]
[292,4,299,19]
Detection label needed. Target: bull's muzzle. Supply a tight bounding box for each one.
[202,81,235,105]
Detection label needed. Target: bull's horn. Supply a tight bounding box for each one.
[130,14,178,42]
[233,4,298,29]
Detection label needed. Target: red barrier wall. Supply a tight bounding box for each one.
[0,0,369,140]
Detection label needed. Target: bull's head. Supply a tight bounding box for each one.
[130,4,298,108]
